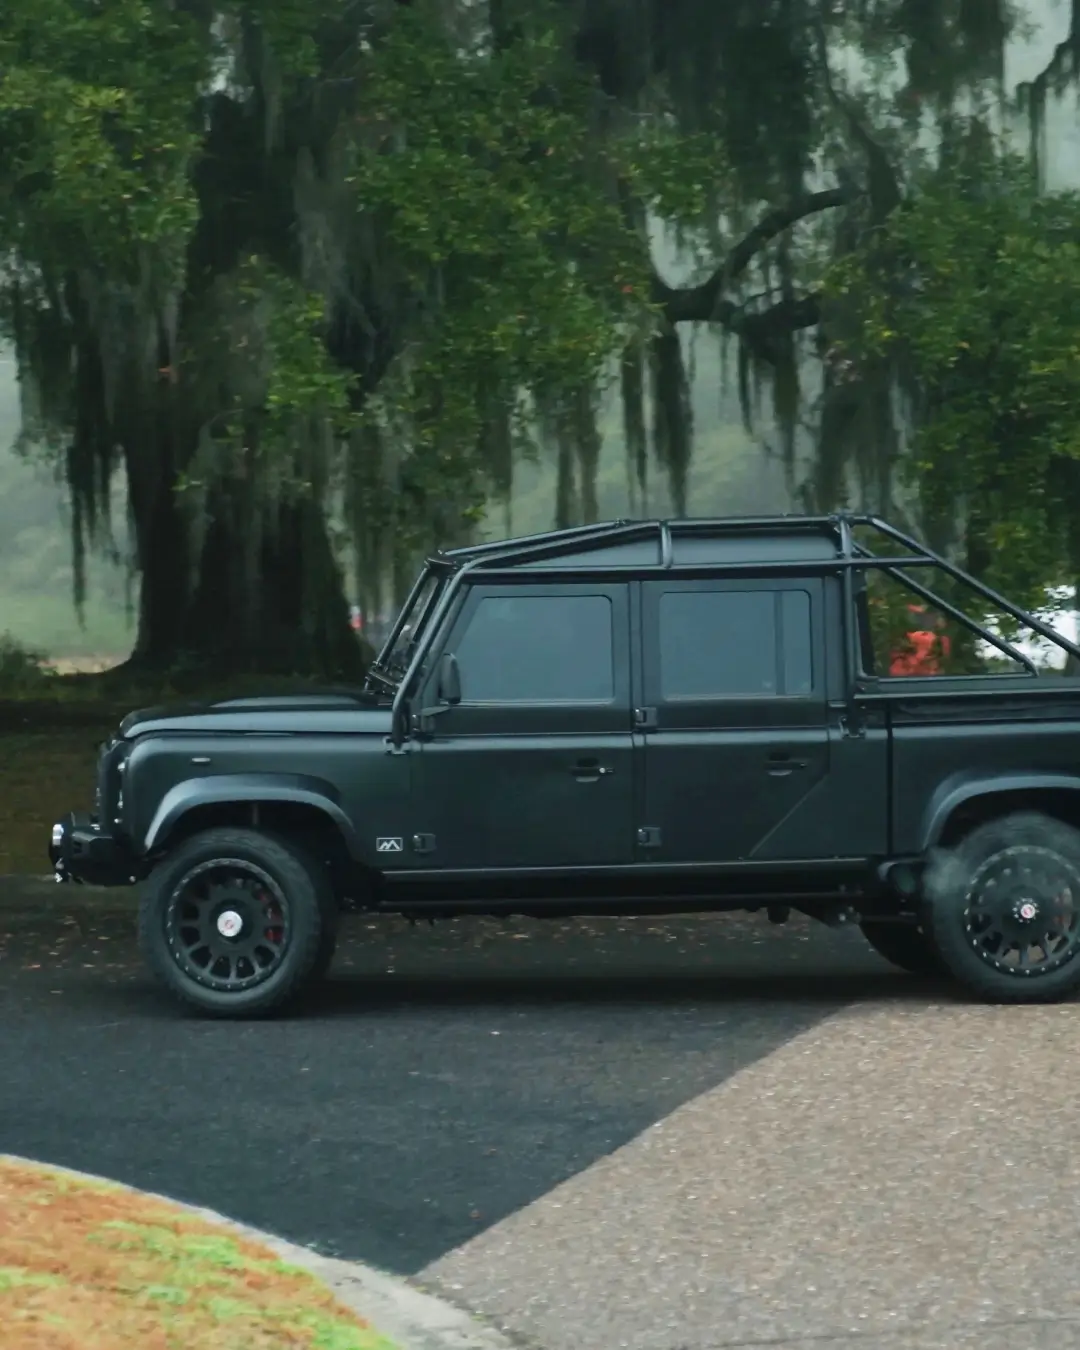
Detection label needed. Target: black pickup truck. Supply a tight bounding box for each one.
[49,514,1080,1016]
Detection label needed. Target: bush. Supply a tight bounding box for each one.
[0,631,54,694]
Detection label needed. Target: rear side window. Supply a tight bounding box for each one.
[657,588,813,699]
[454,593,614,702]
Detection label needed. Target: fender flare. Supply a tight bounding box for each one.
[921,771,1080,851]
[142,773,362,857]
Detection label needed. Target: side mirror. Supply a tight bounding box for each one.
[416,652,462,734]
[437,652,461,705]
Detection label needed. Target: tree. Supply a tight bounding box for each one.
[0,0,661,670]
[0,0,1060,675]
[827,146,1080,608]
[0,0,370,673]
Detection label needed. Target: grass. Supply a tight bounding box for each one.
[0,731,108,874]
[0,1158,398,1350]
[0,668,375,874]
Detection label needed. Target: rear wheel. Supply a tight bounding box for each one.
[860,921,943,976]
[138,827,338,1018]
[924,812,1080,1003]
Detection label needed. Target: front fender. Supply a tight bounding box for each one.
[141,773,362,857]
[920,771,1080,851]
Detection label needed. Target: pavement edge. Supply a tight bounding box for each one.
[0,1152,522,1350]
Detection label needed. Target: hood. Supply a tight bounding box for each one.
[120,688,393,738]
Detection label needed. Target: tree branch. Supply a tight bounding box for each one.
[720,292,824,341]
[655,186,858,325]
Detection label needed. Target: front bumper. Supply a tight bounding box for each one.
[50,813,139,886]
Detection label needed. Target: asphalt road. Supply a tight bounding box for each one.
[0,882,903,1274]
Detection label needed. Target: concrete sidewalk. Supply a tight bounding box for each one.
[425,1000,1080,1350]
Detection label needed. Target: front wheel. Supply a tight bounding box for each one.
[138,827,338,1018]
[924,813,1080,1003]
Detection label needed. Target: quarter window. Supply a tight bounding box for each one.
[454,593,615,703]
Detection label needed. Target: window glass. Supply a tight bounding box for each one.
[780,590,813,696]
[657,588,813,699]
[860,569,1028,677]
[454,593,614,702]
[380,572,444,675]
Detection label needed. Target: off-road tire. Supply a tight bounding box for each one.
[860,921,944,977]
[924,812,1080,1003]
[138,826,338,1018]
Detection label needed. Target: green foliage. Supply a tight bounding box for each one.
[350,0,655,455]
[0,0,206,276]
[0,632,53,693]
[615,127,731,223]
[2,0,1066,672]
[178,257,360,498]
[827,146,1080,603]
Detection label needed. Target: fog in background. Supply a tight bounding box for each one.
[1,0,1076,662]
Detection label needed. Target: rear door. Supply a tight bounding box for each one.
[637,577,832,863]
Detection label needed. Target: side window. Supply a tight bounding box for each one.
[453,593,614,703]
[861,570,1028,677]
[657,588,813,700]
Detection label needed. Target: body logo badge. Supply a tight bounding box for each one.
[376,836,404,853]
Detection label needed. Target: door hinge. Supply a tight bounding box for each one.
[412,833,436,855]
[840,711,865,739]
[636,826,662,848]
[634,706,658,729]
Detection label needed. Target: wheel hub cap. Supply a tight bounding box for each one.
[1016,900,1039,923]
[216,909,244,938]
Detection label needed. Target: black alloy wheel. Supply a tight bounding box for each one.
[165,858,292,993]
[962,845,1080,976]
[924,812,1080,1003]
[139,827,337,1017]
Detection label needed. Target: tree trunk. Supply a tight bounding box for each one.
[186,486,365,678]
[121,373,194,669]
[123,435,363,679]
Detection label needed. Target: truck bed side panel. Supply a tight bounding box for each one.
[890,694,1080,852]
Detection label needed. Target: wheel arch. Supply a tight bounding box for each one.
[922,773,1080,851]
[142,775,371,896]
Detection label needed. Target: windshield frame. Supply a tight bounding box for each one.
[365,562,448,692]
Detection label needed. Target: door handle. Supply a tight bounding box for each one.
[572,759,612,783]
[766,752,808,777]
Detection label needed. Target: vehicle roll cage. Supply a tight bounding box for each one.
[371,515,1080,725]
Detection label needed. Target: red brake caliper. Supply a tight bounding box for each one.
[260,890,285,944]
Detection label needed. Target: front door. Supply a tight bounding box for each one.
[639,577,832,863]
[410,582,635,871]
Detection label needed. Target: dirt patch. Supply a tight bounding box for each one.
[0,1158,398,1349]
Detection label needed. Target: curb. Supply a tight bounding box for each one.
[0,1154,520,1350]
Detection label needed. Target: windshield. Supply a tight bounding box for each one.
[366,568,446,691]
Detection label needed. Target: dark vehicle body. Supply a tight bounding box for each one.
[51,514,1080,1014]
